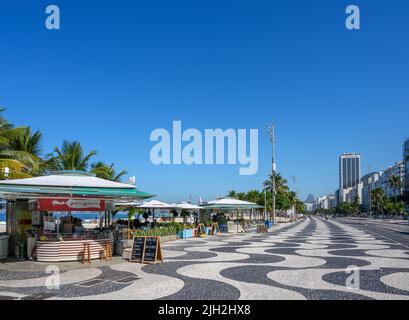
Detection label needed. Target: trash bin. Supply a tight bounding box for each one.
[0,235,9,260]
[114,241,123,256]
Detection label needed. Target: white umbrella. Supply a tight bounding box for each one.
[206,197,259,208]
[138,200,175,209]
[176,202,202,210]
[137,200,176,222]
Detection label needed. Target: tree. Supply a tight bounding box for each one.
[295,199,305,214]
[384,199,395,217]
[7,127,43,175]
[351,196,361,216]
[236,192,246,201]
[46,140,97,171]
[394,201,406,216]
[388,175,403,204]
[91,161,127,182]
[337,202,352,215]
[371,188,386,217]
[127,207,137,231]
[228,190,237,198]
[180,210,190,226]
[286,191,298,221]
[0,109,43,179]
[263,173,289,194]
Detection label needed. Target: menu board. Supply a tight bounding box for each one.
[129,236,163,264]
[143,237,158,262]
[129,237,145,262]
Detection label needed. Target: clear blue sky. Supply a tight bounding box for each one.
[0,0,408,202]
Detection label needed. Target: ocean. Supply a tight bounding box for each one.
[0,210,171,224]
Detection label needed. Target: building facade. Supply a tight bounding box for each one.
[313,194,336,211]
[361,172,381,213]
[404,139,409,195]
[339,153,361,203]
[381,161,405,199]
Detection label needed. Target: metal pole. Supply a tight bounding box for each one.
[264,189,267,221]
[292,176,296,223]
[368,166,372,218]
[267,122,276,224]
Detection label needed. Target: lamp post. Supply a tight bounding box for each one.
[267,122,276,224]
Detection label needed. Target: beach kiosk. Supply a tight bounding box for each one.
[0,171,154,262]
[202,197,263,233]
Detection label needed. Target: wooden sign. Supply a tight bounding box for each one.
[129,236,163,264]
[210,223,221,236]
[196,224,206,238]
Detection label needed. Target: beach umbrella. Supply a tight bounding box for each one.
[176,202,202,210]
[137,200,176,222]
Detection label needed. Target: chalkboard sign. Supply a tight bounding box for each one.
[143,237,158,262]
[130,237,145,262]
[196,224,206,238]
[210,223,221,236]
[129,236,163,264]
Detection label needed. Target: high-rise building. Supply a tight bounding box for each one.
[361,172,381,213]
[404,138,409,194]
[381,161,405,199]
[339,153,361,202]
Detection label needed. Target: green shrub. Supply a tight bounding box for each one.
[133,223,186,237]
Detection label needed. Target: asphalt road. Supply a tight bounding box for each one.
[335,218,409,248]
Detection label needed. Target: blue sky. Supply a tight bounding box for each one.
[0,0,408,202]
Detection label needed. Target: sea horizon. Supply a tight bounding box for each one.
[0,210,172,224]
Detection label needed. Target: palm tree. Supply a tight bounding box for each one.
[286,191,297,221]
[371,188,386,217]
[46,140,97,171]
[228,190,237,198]
[7,127,43,175]
[236,192,246,200]
[394,201,406,217]
[91,161,127,182]
[388,175,403,206]
[0,109,43,179]
[351,195,361,216]
[263,173,289,194]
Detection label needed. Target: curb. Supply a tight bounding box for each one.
[377,226,409,235]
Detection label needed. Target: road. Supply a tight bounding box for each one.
[335,217,409,248]
[0,217,408,300]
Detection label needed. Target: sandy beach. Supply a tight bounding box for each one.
[0,224,6,233]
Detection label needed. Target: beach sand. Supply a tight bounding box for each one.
[0,225,6,233]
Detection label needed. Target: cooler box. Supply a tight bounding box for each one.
[264,221,273,228]
[178,229,194,239]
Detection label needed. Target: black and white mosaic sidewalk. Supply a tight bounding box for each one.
[1,217,409,300]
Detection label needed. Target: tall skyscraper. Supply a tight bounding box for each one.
[339,153,361,202]
[404,139,409,194]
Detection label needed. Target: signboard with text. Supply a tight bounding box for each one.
[37,198,105,212]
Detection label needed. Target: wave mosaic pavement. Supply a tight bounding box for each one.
[1,217,409,300]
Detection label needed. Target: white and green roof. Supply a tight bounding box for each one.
[0,171,155,201]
